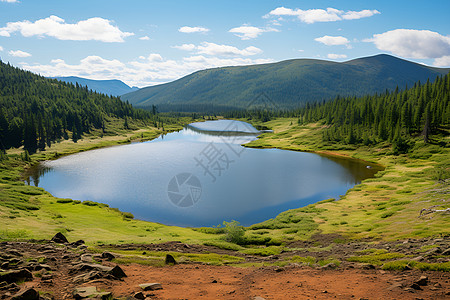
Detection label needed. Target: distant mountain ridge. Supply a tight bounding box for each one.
[121,54,450,111]
[53,76,138,96]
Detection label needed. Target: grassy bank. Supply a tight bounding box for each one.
[0,117,221,245]
[243,118,449,241]
[0,117,448,253]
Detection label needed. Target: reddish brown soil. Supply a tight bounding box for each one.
[38,263,450,299]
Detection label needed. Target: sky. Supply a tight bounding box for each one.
[1,0,450,88]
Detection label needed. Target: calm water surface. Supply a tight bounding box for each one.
[27,120,380,227]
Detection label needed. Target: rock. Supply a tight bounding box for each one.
[253,297,266,300]
[101,252,115,261]
[109,265,126,278]
[0,269,33,283]
[7,250,23,257]
[411,283,422,290]
[51,232,68,244]
[165,254,176,265]
[360,263,376,270]
[320,263,337,270]
[411,256,424,262]
[70,240,85,247]
[442,248,450,256]
[139,283,163,291]
[11,288,39,300]
[34,264,52,271]
[388,283,404,291]
[80,254,93,263]
[72,271,102,284]
[415,276,428,286]
[72,286,98,299]
[133,291,145,299]
[0,282,19,292]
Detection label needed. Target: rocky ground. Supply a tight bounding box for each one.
[0,233,449,299]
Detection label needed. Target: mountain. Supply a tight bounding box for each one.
[122,54,450,111]
[53,76,139,96]
[0,61,150,153]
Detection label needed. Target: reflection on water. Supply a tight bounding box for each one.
[26,120,381,227]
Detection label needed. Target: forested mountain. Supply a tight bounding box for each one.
[53,76,138,96]
[297,73,450,152]
[0,61,151,153]
[122,54,449,111]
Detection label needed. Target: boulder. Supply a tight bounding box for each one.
[414,276,428,286]
[101,252,115,261]
[133,291,145,299]
[165,254,176,265]
[139,282,163,291]
[109,265,127,278]
[50,232,68,244]
[11,288,39,300]
[0,269,32,283]
[72,286,98,299]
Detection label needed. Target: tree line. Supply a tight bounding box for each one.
[0,61,153,153]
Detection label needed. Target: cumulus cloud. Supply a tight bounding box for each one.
[9,50,31,57]
[172,44,196,51]
[228,25,279,40]
[0,46,3,51]
[366,29,450,60]
[178,26,209,34]
[315,35,349,46]
[197,42,262,56]
[433,55,450,67]
[139,36,150,40]
[327,53,347,59]
[21,54,273,87]
[173,42,262,56]
[1,0,19,3]
[266,7,380,24]
[0,15,133,42]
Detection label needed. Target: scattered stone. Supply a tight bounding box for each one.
[415,276,428,286]
[165,254,176,265]
[11,288,39,300]
[80,254,93,263]
[50,232,68,244]
[388,283,404,291]
[72,286,98,299]
[109,265,127,278]
[442,248,450,256]
[70,240,85,247]
[139,283,163,291]
[101,252,115,261]
[0,269,33,283]
[212,279,218,283]
[253,297,266,300]
[0,282,19,292]
[411,283,422,290]
[133,291,145,299]
[320,263,337,270]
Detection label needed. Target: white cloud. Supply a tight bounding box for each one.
[9,50,31,57]
[0,46,3,51]
[367,29,450,59]
[1,0,19,3]
[172,44,196,51]
[139,36,150,40]
[197,42,262,56]
[0,15,133,42]
[21,54,273,87]
[228,25,279,40]
[173,42,262,56]
[433,55,450,67]
[327,53,347,59]
[315,35,349,46]
[267,7,379,24]
[178,26,209,34]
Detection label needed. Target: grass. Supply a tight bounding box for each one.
[0,116,448,262]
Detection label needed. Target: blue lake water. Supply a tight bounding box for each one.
[27,120,380,227]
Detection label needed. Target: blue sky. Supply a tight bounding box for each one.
[1,0,449,87]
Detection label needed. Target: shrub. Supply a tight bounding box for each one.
[222,220,245,244]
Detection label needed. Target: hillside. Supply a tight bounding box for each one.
[122,54,449,111]
[0,61,151,153]
[53,76,138,96]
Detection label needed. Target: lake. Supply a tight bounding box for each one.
[26,120,380,227]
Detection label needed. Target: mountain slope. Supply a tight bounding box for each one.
[54,76,138,96]
[122,54,449,110]
[0,61,150,153]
